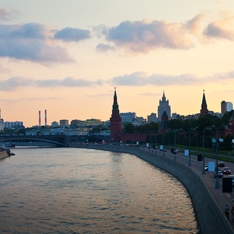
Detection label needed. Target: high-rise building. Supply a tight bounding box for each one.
[110,88,122,142]
[60,119,69,127]
[158,91,171,121]
[147,113,157,122]
[200,90,209,117]
[221,101,227,114]
[120,112,136,123]
[159,110,170,133]
[226,102,233,112]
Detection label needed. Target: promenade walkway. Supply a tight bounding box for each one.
[140,146,234,231]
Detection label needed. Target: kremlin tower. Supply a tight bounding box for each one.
[110,88,122,142]
[200,90,209,117]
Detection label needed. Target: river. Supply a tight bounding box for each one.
[0,147,199,233]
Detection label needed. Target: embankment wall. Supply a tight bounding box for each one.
[0,150,9,160]
[73,144,233,234]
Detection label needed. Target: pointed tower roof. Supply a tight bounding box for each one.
[162,90,166,101]
[202,90,207,107]
[162,110,168,117]
[112,87,119,111]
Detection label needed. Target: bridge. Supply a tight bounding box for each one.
[0,134,111,147]
[0,135,69,147]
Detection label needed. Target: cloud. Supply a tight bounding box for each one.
[54,27,91,42]
[0,8,8,19]
[110,70,234,86]
[98,18,194,54]
[0,64,10,73]
[0,23,74,64]
[184,14,205,34]
[203,14,234,40]
[0,76,101,91]
[96,43,115,52]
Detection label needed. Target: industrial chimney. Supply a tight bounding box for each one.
[39,111,41,127]
[45,110,47,126]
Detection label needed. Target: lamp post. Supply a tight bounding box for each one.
[215,125,228,188]
[173,129,182,161]
[189,128,197,166]
[202,127,213,174]
[163,133,165,157]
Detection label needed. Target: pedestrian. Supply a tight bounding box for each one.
[231,206,234,222]
[225,205,229,219]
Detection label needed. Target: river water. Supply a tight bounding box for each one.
[0,147,199,233]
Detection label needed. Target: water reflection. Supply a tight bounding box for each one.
[0,148,199,233]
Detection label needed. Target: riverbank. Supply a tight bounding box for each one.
[71,143,233,234]
[0,150,9,160]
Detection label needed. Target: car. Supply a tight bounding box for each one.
[214,171,223,178]
[222,167,231,174]
[218,162,225,167]
[204,165,208,171]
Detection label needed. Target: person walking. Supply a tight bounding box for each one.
[225,205,229,219]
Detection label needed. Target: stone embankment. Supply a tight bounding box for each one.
[0,150,9,160]
[72,143,233,234]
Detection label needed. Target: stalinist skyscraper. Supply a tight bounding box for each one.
[158,91,171,121]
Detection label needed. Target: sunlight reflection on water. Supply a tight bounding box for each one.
[0,148,199,233]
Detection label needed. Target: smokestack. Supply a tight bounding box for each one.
[39,111,41,127]
[45,110,47,126]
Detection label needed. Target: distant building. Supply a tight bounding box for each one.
[147,113,157,122]
[51,121,59,127]
[60,119,69,127]
[0,109,3,132]
[226,102,233,112]
[120,112,136,123]
[200,90,209,117]
[221,101,227,114]
[135,117,145,123]
[86,119,101,122]
[71,119,81,125]
[4,121,23,129]
[171,113,178,119]
[158,91,171,121]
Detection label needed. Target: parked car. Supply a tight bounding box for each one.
[214,171,223,178]
[204,165,208,171]
[218,162,225,167]
[222,167,231,174]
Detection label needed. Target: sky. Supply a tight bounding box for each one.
[0,0,234,127]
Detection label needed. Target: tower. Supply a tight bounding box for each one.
[45,110,47,126]
[221,101,227,114]
[39,111,41,127]
[158,91,171,121]
[159,110,170,133]
[200,90,209,117]
[110,88,122,142]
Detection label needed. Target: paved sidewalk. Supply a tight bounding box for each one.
[140,147,234,231]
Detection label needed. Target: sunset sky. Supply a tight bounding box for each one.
[1,0,234,127]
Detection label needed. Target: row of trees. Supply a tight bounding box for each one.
[123,111,234,151]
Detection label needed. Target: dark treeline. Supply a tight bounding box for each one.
[123,111,234,151]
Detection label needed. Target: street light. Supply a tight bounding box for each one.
[215,124,230,189]
[202,126,213,174]
[189,127,197,166]
[172,129,182,161]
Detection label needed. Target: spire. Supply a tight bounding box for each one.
[162,90,166,101]
[202,90,207,107]
[112,87,119,111]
